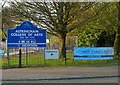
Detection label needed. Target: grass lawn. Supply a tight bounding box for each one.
[2,52,119,69]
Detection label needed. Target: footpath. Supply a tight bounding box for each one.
[2,65,119,81]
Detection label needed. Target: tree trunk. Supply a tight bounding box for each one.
[59,33,66,59]
[1,23,7,38]
[114,33,120,55]
[114,2,120,55]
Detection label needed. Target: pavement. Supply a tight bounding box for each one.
[2,66,119,82]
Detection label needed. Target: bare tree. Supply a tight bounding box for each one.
[10,2,110,59]
[0,1,7,38]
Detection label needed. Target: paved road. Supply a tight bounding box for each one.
[2,66,119,83]
[3,78,119,83]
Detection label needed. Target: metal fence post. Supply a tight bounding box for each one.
[64,47,67,65]
[44,47,46,66]
[7,48,10,67]
[26,47,28,66]
[19,48,22,68]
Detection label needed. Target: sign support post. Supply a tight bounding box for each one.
[64,47,66,65]
[26,47,28,66]
[44,47,46,66]
[64,57,66,66]
[19,48,22,68]
[7,48,10,67]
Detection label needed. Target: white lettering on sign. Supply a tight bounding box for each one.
[34,33,43,36]
[15,30,39,33]
[22,44,37,47]
[11,33,26,36]
[11,33,43,37]
[46,51,58,53]
[11,30,43,37]
[28,33,33,36]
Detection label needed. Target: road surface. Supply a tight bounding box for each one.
[2,66,119,83]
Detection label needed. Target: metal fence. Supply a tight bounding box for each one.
[47,36,78,51]
[2,36,78,69]
[2,36,119,69]
[2,47,45,68]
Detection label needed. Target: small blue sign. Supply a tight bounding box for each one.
[0,50,4,54]
[74,47,114,60]
[7,21,46,47]
[0,50,4,58]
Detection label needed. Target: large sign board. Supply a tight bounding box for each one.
[7,21,46,47]
[45,49,59,59]
[74,47,114,60]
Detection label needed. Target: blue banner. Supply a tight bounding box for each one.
[74,47,114,60]
[7,21,46,47]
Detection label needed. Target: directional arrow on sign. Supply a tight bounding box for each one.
[51,53,53,56]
